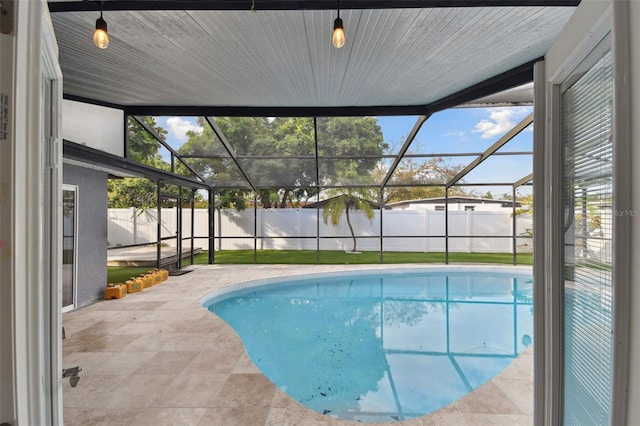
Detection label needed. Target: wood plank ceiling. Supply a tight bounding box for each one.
[48,1,577,115]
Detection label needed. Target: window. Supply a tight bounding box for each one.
[464,206,475,211]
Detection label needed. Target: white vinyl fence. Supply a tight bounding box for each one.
[108,208,533,253]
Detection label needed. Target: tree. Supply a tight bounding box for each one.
[213,189,250,210]
[108,118,172,208]
[378,157,469,203]
[178,117,270,208]
[108,118,207,209]
[323,187,376,253]
[513,193,533,216]
[108,178,158,208]
[108,177,205,209]
[127,117,167,165]
[178,116,387,209]
[316,117,386,186]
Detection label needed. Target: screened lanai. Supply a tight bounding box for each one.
[49,1,579,268]
[96,109,534,266]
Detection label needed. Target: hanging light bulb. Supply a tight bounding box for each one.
[332,4,345,49]
[93,10,109,49]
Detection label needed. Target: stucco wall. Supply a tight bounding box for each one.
[63,164,108,307]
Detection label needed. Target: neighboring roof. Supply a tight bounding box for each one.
[47,1,577,115]
[387,196,521,207]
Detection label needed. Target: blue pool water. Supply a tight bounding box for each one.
[203,268,533,422]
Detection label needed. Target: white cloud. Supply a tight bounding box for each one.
[443,130,465,139]
[472,107,531,139]
[166,117,202,142]
[443,130,468,143]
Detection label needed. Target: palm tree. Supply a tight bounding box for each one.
[322,188,376,253]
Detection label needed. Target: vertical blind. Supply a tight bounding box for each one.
[560,43,613,425]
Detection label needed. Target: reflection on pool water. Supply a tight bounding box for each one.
[204,269,533,423]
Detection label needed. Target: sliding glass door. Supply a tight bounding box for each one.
[560,37,613,425]
[62,185,78,312]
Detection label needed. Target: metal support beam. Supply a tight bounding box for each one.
[512,186,517,265]
[132,115,206,183]
[380,187,384,264]
[381,115,429,188]
[208,190,215,264]
[204,116,258,191]
[450,182,530,187]
[190,189,196,266]
[123,114,130,160]
[314,118,321,265]
[206,181,531,190]
[513,173,533,188]
[446,112,534,188]
[445,189,449,264]
[177,187,183,269]
[178,151,532,160]
[64,140,210,190]
[156,180,162,269]
[49,1,581,13]
[253,194,258,264]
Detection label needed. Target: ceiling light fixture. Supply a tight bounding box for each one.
[332,2,345,49]
[93,3,109,49]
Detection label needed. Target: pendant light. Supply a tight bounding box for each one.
[332,2,345,49]
[93,4,109,49]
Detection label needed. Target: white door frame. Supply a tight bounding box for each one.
[41,4,64,424]
[10,1,63,424]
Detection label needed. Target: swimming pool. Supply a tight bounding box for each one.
[202,267,533,422]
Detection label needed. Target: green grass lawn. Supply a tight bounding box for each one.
[107,250,532,284]
[106,266,154,284]
[192,250,532,265]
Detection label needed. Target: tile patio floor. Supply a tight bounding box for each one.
[62,264,533,426]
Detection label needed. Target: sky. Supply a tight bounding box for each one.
[156,105,533,199]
